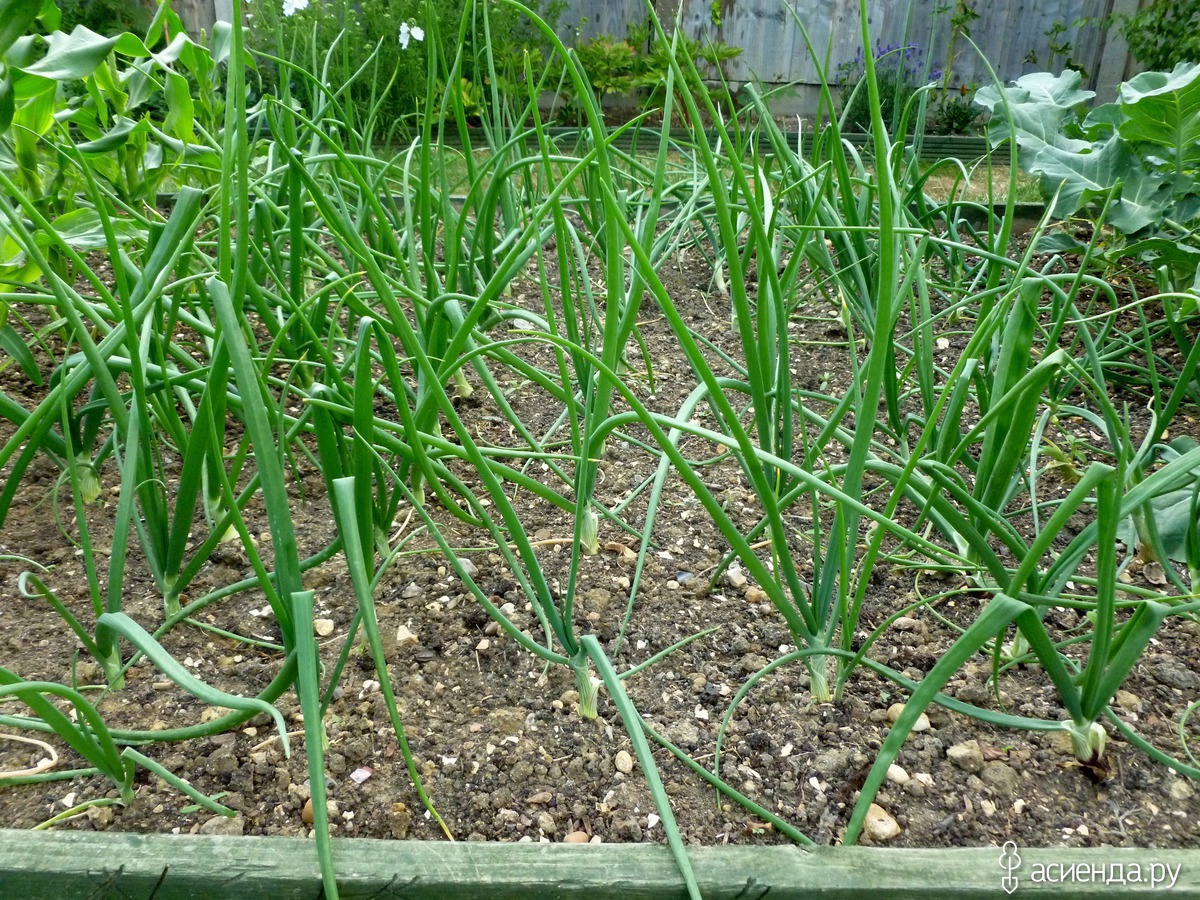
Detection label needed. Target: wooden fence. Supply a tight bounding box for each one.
[179,0,1150,111]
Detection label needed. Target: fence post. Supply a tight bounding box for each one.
[1094,0,1140,101]
[174,0,217,36]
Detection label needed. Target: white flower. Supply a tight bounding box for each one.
[398,21,425,50]
[282,0,309,16]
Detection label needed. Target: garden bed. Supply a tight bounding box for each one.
[3,7,1200,898]
[2,242,1199,853]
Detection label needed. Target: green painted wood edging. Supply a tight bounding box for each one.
[0,830,1196,899]
[441,127,1008,164]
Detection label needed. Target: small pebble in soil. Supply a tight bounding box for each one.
[863,803,901,842]
[1114,689,1142,712]
[396,625,419,645]
[886,764,910,785]
[980,761,1020,794]
[886,703,930,732]
[947,740,984,773]
[615,750,635,774]
[199,814,244,837]
[313,619,335,637]
[1170,780,1195,801]
[564,831,590,843]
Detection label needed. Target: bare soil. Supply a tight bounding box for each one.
[1,237,1199,851]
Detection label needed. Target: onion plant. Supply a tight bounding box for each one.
[2,0,1198,866]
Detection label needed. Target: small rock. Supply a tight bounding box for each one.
[314,619,335,637]
[1155,661,1200,692]
[740,653,770,674]
[86,805,114,828]
[664,721,701,749]
[1143,561,1168,585]
[206,747,238,776]
[527,791,553,805]
[456,557,479,578]
[980,799,997,817]
[396,625,419,646]
[302,798,314,825]
[200,814,244,836]
[401,582,423,599]
[814,748,852,774]
[1047,731,1074,756]
[1114,690,1142,712]
[489,707,527,737]
[535,811,557,834]
[726,567,748,589]
[863,803,901,842]
[582,588,614,612]
[980,761,1020,794]
[886,703,930,732]
[564,831,590,843]
[885,764,910,785]
[1169,779,1195,801]
[745,587,768,605]
[475,638,490,651]
[947,741,984,774]
[615,750,635,775]
[613,815,643,841]
[893,617,919,632]
[391,802,412,839]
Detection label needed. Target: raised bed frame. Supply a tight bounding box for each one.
[0,830,1196,898]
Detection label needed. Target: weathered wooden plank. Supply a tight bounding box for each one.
[0,831,1197,899]
[554,0,648,41]
[169,0,1136,114]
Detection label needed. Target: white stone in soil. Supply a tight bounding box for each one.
[863,803,901,842]
[885,764,910,785]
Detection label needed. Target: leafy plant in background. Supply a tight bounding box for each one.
[837,40,934,133]
[1023,20,1087,78]
[975,64,1200,296]
[926,86,983,135]
[1108,0,1200,73]
[57,0,153,37]
[248,0,564,138]
[557,25,742,126]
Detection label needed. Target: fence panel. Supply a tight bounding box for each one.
[182,0,1130,104]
